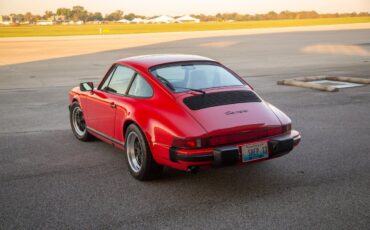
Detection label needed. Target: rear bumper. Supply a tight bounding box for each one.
[169,130,301,168]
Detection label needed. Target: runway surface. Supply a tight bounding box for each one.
[1,23,369,66]
[1,28,370,229]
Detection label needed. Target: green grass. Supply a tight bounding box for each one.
[0,17,369,37]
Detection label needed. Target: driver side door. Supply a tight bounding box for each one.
[84,65,136,139]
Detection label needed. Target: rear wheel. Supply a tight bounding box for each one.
[70,102,93,141]
[125,124,163,180]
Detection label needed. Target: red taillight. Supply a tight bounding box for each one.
[281,123,292,133]
[172,137,203,149]
[267,126,282,136]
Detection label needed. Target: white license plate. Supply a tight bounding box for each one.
[241,141,269,162]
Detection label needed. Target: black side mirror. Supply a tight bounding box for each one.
[80,82,94,92]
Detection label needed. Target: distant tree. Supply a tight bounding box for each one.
[222,13,239,21]
[19,14,26,22]
[358,12,369,17]
[233,14,244,21]
[295,11,319,19]
[43,10,54,20]
[266,11,278,20]
[24,12,33,22]
[215,13,223,21]
[279,11,296,19]
[71,5,88,21]
[10,13,25,23]
[105,10,124,21]
[56,8,72,20]
[32,14,42,22]
[87,12,103,21]
[255,14,264,20]
[123,13,145,20]
[193,13,235,22]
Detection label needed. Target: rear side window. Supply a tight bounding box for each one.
[128,74,153,98]
[102,65,135,94]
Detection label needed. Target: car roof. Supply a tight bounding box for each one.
[115,54,215,69]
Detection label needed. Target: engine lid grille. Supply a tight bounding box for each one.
[183,90,261,110]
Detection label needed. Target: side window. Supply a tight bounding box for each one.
[104,65,135,94]
[100,66,116,90]
[128,74,153,97]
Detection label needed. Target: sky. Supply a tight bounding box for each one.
[0,0,369,16]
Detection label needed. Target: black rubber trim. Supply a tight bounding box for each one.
[213,146,240,167]
[177,154,214,162]
[170,146,239,166]
[169,147,178,162]
[268,135,293,157]
[86,127,124,146]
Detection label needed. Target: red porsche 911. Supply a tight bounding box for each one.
[69,54,301,180]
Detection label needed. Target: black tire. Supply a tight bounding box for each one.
[69,101,93,141]
[125,124,163,180]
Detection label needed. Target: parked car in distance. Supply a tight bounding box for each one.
[69,54,301,180]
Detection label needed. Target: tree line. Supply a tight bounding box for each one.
[194,11,370,22]
[6,6,146,23]
[5,5,370,23]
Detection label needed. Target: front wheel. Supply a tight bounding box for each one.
[125,124,163,180]
[70,102,93,141]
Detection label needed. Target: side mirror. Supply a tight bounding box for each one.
[80,82,94,92]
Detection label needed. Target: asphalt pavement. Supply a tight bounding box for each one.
[1,28,370,229]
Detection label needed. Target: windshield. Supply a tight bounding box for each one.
[150,62,244,92]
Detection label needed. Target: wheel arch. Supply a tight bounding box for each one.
[72,98,79,104]
[123,119,137,138]
[122,119,154,153]
[69,96,81,112]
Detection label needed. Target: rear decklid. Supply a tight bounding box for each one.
[178,89,282,137]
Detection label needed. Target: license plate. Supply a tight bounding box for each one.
[241,141,269,162]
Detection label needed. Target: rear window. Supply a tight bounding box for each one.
[150,62,243,92]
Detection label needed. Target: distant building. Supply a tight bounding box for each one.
[117,18,130,24]
[86,20,103,24]
[36,20,53,25]
[49,15,66,24]
[66,20,84,25]
[176,15,200,23]
[0,15,14,25]
[149,15,175,23]
[130,18,145,24]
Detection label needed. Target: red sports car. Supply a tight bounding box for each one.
[69,54,301,180]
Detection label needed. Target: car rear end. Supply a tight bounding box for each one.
[168,88,301,171]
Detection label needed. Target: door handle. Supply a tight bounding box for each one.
[110,101,117,108]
